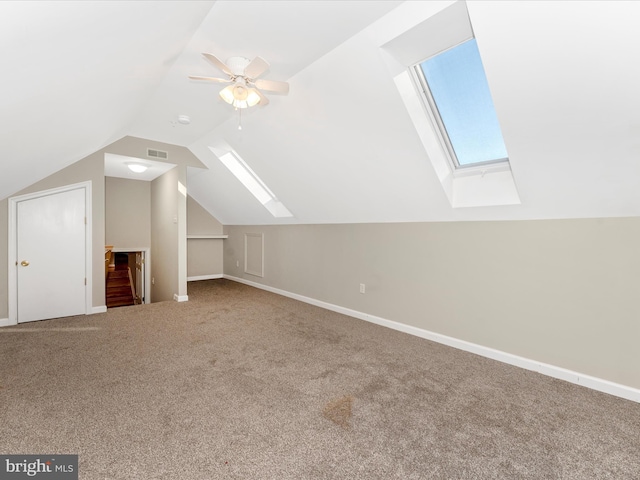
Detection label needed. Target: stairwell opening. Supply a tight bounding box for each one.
[106,251,146,308]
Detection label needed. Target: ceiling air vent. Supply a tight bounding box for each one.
[147,148,168,160]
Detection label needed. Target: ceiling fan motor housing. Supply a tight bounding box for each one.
[226,57,251,76]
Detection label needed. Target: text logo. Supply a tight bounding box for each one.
[0,456,77,479]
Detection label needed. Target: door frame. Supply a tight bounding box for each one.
[112,247,151,304]
[7,181,93,326]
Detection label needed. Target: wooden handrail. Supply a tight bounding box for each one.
[105,245,114,277]
[127,266,137,305]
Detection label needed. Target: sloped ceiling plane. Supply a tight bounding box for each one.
[2,1,639,225]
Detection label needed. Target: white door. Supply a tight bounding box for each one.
[16,188,86,323]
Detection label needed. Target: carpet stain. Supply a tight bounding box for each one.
[322,395,353,429]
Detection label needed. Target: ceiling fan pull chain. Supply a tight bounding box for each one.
[237,107,242,130]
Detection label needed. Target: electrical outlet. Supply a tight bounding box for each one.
[236,260,240,267]
[359,283,366,294]
[152,277,155,285]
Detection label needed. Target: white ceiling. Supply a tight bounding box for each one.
[2,1,640,225]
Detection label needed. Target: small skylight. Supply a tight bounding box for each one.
[216,150,293,218]
[416,38,508,168]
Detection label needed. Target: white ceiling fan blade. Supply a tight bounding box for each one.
[202,53,233,77]
[188,75,231,84]
[254,78,289,95]
[255,89,270,106]
[244,56,270,79]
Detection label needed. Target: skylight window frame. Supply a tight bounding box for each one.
[411,39,510,172]
[381,0,520,208]
[215,149,293,218]
[219,151,276,205]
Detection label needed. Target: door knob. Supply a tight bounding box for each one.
[20,260,29,267]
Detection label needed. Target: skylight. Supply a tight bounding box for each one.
[416,38,508,168]
[216,150,293,218]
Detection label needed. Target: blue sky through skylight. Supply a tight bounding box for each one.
[420,38,508,166]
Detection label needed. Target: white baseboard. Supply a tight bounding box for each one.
[2,306,107,326]
[0,318,15,327]
[223,274,640,404]
[187,274,223,282]
[174,294,189,302]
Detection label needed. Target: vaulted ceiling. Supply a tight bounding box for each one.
[2,1,639,225]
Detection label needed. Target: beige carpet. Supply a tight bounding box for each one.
[1,279,639,479]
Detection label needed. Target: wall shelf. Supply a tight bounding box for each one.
[187,234,228,239]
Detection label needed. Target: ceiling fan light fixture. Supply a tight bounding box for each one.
[220,78,262,109]
[233,84,249,101]
[194,53,288,110]
[219,85,236,105]
[246,88,261,107]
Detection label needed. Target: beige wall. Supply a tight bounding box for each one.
[105,177,151,249]
[0,136,202,318]
[150,166,187,302]
[187,195,223,278]
[0,154,105,318]
[224,218,640,390]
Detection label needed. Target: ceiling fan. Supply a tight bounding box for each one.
[189,54,289,109]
